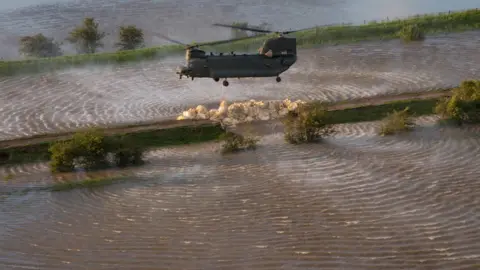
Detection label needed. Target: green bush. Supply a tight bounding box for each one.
[49,140,77,172]
[397,24,425,42]
[435,80,480,124]
[282,102,335,144]
[48,129,145,173]
[69,129,109,170]
[219,131,259,154]
[379,107,416,136]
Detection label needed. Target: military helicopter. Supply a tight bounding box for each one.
[160,23,309,87]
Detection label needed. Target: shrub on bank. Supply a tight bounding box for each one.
[397,24,425,42]
[219,131,259,154]
[48,129,144,173]
[435,80,480,124]
[282,101,335,144]
[378,107,416,136]
[108,136,144,167]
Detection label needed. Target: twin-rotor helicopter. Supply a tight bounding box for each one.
[160,23,309,87]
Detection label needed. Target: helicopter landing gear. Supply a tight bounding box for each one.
[223,80,229,87]
[276,76,281,83]
[213,77,220,82]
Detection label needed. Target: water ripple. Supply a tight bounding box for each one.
[1,123,479,270]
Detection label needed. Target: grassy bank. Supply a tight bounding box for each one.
[1,9,479,76]
[0,124,224,166]
[329,98,439,124]
[0,96,443,167]
[50,176,129,191]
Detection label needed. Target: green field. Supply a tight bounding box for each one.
[1,9,479,76]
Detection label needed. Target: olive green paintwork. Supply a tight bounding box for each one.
[176,36,298,86]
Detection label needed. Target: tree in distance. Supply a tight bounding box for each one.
[115,25,145,51]
[66,17,106,54]
[18,33,63,58]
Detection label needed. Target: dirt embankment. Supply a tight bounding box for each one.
[0,89,451,149]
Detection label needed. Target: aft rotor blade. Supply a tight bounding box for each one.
[212,23,273,34]
[189,33,269,48]
[281,26,316,34]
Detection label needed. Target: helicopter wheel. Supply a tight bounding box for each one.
[213,77,220,82]
[276,76,281,83]
[223,80,229,87]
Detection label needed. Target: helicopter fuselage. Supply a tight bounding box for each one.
[176,53,297,85]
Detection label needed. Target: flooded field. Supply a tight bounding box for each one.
[1,1,480,269]
[1,120,479,269]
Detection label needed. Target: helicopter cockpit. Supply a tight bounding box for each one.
[185,48,207,61]
[258,36,297,57]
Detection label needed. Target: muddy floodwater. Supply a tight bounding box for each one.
[1,120,480,269]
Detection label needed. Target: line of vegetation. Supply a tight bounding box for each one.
[282,79,479,143]
[0,124,224,167]
[50,176,129,191]
[0,97,447,166]
[1,9,480,76]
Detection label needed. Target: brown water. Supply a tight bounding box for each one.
[1,120,480,269]
[1,1,480,269]
[0,31,479,140]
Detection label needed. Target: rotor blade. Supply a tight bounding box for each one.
[282,26,316,34]
[154,33,188,46]
[188,33,270,48]
[212,23,273,34]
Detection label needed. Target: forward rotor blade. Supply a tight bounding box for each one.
[155,33,188,46]
[212,23,273,34]
[189,33,269,48]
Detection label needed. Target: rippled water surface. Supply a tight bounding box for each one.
[1,121,480,269]
[1,31,479,140]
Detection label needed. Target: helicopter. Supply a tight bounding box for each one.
[160,23,309,87]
